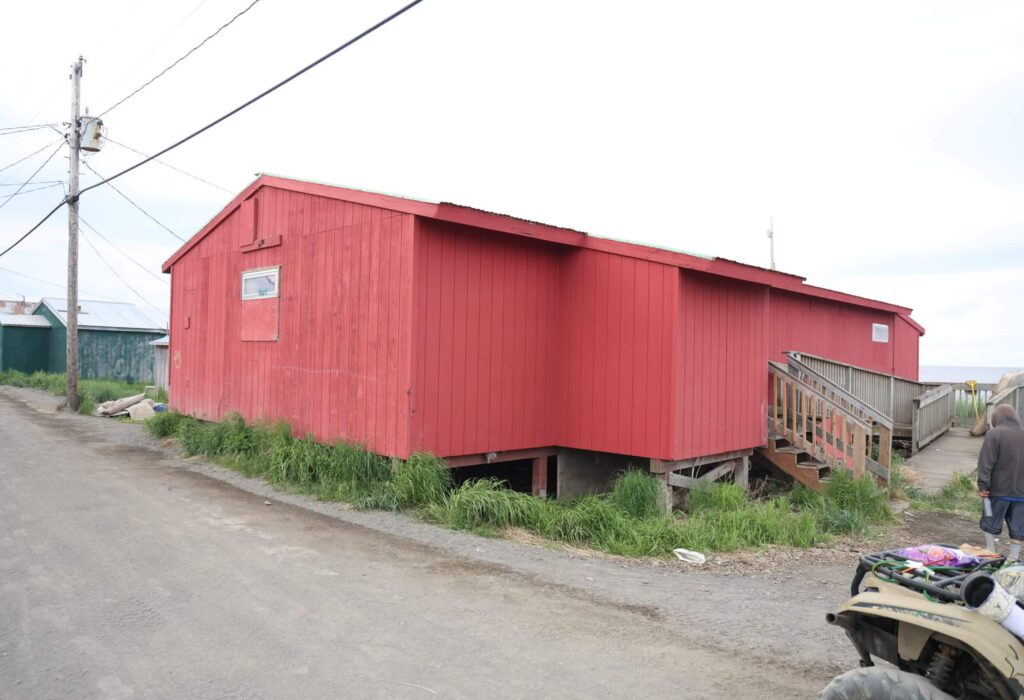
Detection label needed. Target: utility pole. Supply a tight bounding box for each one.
[66,57,83,411]
[767,216,776,270]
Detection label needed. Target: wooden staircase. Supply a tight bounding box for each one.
[762,433,831,489]
[758,360,893,490]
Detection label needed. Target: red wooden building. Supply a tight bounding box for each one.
[163,175,923,496]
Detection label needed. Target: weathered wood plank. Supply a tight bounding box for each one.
[649,449,753,474]
[531,456,548,498]
[734,456,749,491]
[667,461,736,489]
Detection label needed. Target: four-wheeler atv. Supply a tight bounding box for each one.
[821,547,1024,699]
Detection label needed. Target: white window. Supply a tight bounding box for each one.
[872,323,889,343]
[241,267,280,300]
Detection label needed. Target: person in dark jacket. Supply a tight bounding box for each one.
[978,405,1024,559]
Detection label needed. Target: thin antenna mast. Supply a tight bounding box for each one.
[767,217,775,270]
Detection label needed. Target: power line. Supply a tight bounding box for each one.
[82,160,185,241]
[0,264,120,302]
[106,137,233,194]
[155,0,215,43]
[103,0,212,101]
[0,124,60,136]
[79,215,170,286]
[0,139,63,176]
[98,0,265,118]
[79,226,164,313]
[0,181,165,308]
[0,124,56,131]
[0,141,64,211]
[0,182,64,201]
[0,83,66,163]
[0,180,64,187]
[105,0,150,40]
[79,0,425,197]
[0,201,65,258]
[0,0,426,259]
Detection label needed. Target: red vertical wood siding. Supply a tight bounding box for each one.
[167,186,415,457]
[676,271,769,459]
[893,315,920,381]
[166,179,923,465]
[408,227,678,460]
[556,249,677,460]
[767,290,905,377]
[240,297,279,341]
[409,220,561,456]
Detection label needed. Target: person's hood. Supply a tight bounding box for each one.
[992,404,1022,428]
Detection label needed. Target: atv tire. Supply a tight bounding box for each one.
[819,667,956,700]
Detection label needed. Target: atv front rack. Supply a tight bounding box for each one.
[853,546,1006,604]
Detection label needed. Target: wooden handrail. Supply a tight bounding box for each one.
[986,386,1022,429]
[787,350,938,424]
[951,382,998,393]
[914,383,952,408]
[912,384,955,453]
[769,361,872,430]
[787,351,912,383]
[768,362,883,484]
[987,385,1020,408]
[785,353,894,430]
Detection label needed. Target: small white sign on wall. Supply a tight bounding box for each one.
[872,323,889,343]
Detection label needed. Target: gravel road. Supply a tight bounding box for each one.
[0,386,870,698]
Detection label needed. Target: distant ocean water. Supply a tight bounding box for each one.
[920,366,1022,383]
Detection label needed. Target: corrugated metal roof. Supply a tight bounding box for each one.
[38,298,168,332]
[0,313,50,328]
[0,299,35,314]
[712,257,804,280]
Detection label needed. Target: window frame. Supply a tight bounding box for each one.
[240,266,281,301]
[871,323,889,343]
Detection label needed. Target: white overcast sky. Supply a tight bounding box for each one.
[1,0,1022,368]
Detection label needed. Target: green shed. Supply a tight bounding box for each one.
[33,298,168,383]
[0,314,51,373]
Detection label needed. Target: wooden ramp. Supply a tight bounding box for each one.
[905,428,982,494]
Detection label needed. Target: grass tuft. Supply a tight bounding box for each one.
[429,476,834,557]
[689,481,747,513]
[888,452,920,501]
[607,469,662,519]
[358,453,452,511]
[0,369,168,415]
[429,478,541,529]
[790,470,894,536]
[146,410,186,438]
[908,472,981,515]
[124,403,902,556]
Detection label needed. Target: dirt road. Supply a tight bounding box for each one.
[0,386,965,698]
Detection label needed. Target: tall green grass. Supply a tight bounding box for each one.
[147,410,186,437]
[907,472,981,515]
[607,468,662,519]
[955,397,984,421]
[428,478,542,529]
[888,452,916,501]
[885,447,981,515]
[146,411,895,557]
[0,369,168,415]
[150,411,421,503]
[426,470,886,557]
[790,470,895,535]
[425,477,828,556]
